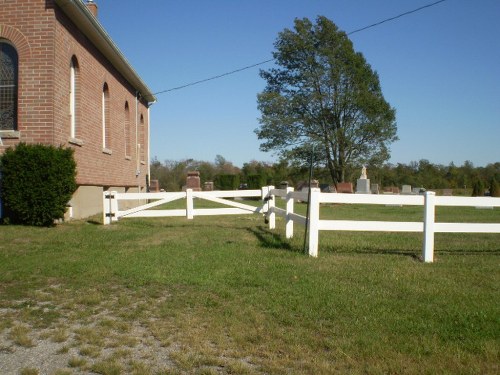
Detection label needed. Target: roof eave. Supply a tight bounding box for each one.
[54,0,157,103]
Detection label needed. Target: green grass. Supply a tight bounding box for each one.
[0,204,499,374]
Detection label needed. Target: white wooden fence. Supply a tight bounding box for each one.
[103,187,499,263]
[103,187,272,224]
[266,187,500,262]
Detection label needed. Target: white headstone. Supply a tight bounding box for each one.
[356,166,371,194]
[401,185,412,194]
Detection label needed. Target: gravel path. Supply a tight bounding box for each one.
[0,290,182,375]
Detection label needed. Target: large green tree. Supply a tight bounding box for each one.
[256,16,397,184]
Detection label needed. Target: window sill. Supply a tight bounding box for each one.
[0,130,20,139]
[102,148,112,155]
[141,161,146,165]
[125,156,132,161]
[68,137,84,146]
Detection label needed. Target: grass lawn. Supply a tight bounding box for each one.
[0,202,499,374]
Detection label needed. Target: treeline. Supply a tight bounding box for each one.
[150,157,500,195]
[369,160,499,192]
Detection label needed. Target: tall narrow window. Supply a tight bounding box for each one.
[139,114,145,162]
[0,40,18,131]
[124,101,131,157]
[69,56,79,138]
[102,83,110,150]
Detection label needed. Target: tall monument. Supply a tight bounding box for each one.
[356,166,371,194]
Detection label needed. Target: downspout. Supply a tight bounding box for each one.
[135,91,140,192]
[147,105,151,189]
[145,100,155,192]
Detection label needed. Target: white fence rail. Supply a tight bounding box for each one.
[266,188,500,262]
[103,187,499,263]
[103,188,272,225]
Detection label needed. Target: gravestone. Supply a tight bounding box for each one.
[149,179,160,192]
[401,185,412,195]
[203,181,214,191]
[356,166,371,194]
[298,180,320,192]
[337,182,354,194]
[321,184,336,193]
[371,183,379,194]
[384,186,400,194]
[186,171,201,191]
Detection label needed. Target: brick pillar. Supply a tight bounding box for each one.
[186,171,201,191]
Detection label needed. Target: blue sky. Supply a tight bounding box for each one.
[97,0,500,167]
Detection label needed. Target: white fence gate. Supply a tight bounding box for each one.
[103,187,500,263]
[103,187,272,224]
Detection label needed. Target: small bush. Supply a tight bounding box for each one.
[214,174,240,190]
[246,174,266,190]
[0,143,77,226]
[471,179,484,197]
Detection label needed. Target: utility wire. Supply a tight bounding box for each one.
[153,0,447,96]
[154,59,274,95]
[347,0,446,35]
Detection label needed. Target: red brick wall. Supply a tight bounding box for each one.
[0,0,150,189]
[0,0,55,147]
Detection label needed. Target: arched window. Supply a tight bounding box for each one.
[124,101,131,157]
[0,40,18,131]
[102,83,110,150]
[69,56,79,138]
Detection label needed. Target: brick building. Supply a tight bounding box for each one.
[0,0,156,219]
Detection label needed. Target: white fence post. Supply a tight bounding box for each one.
[261,186,269,214]
[186,189,194,219]
[308,188,321,257]
[110,191,118,222]
[267,185,275,230]
[423,191,436,262]
[285,187,294,239]
[103,191,111,225]
[103,190,118,224]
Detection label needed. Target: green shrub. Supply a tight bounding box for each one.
[246,174,266,190]
[214,174,240,190]
[0,143,77,226]
[490,178,499,197]
[471,179,484,197]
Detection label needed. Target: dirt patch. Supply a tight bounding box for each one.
[0,287,217,375]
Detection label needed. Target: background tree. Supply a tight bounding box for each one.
[256,16,397,185]
[150,155,498,193]
[489,177,499,197]
[214,154,239,175]
[471,179,484,197]
[150,156,240,191]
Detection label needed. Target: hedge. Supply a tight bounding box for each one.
[0,143,77,226]
[214,174,240,190]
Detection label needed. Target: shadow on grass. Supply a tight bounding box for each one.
[247,225,301,252]
[435,249,500,256]
[323,247,500,259]
[324,246,422,260]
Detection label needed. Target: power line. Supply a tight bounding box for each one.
[347,0,446,35]
[154,59,275,95]
[154,0,447,96]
